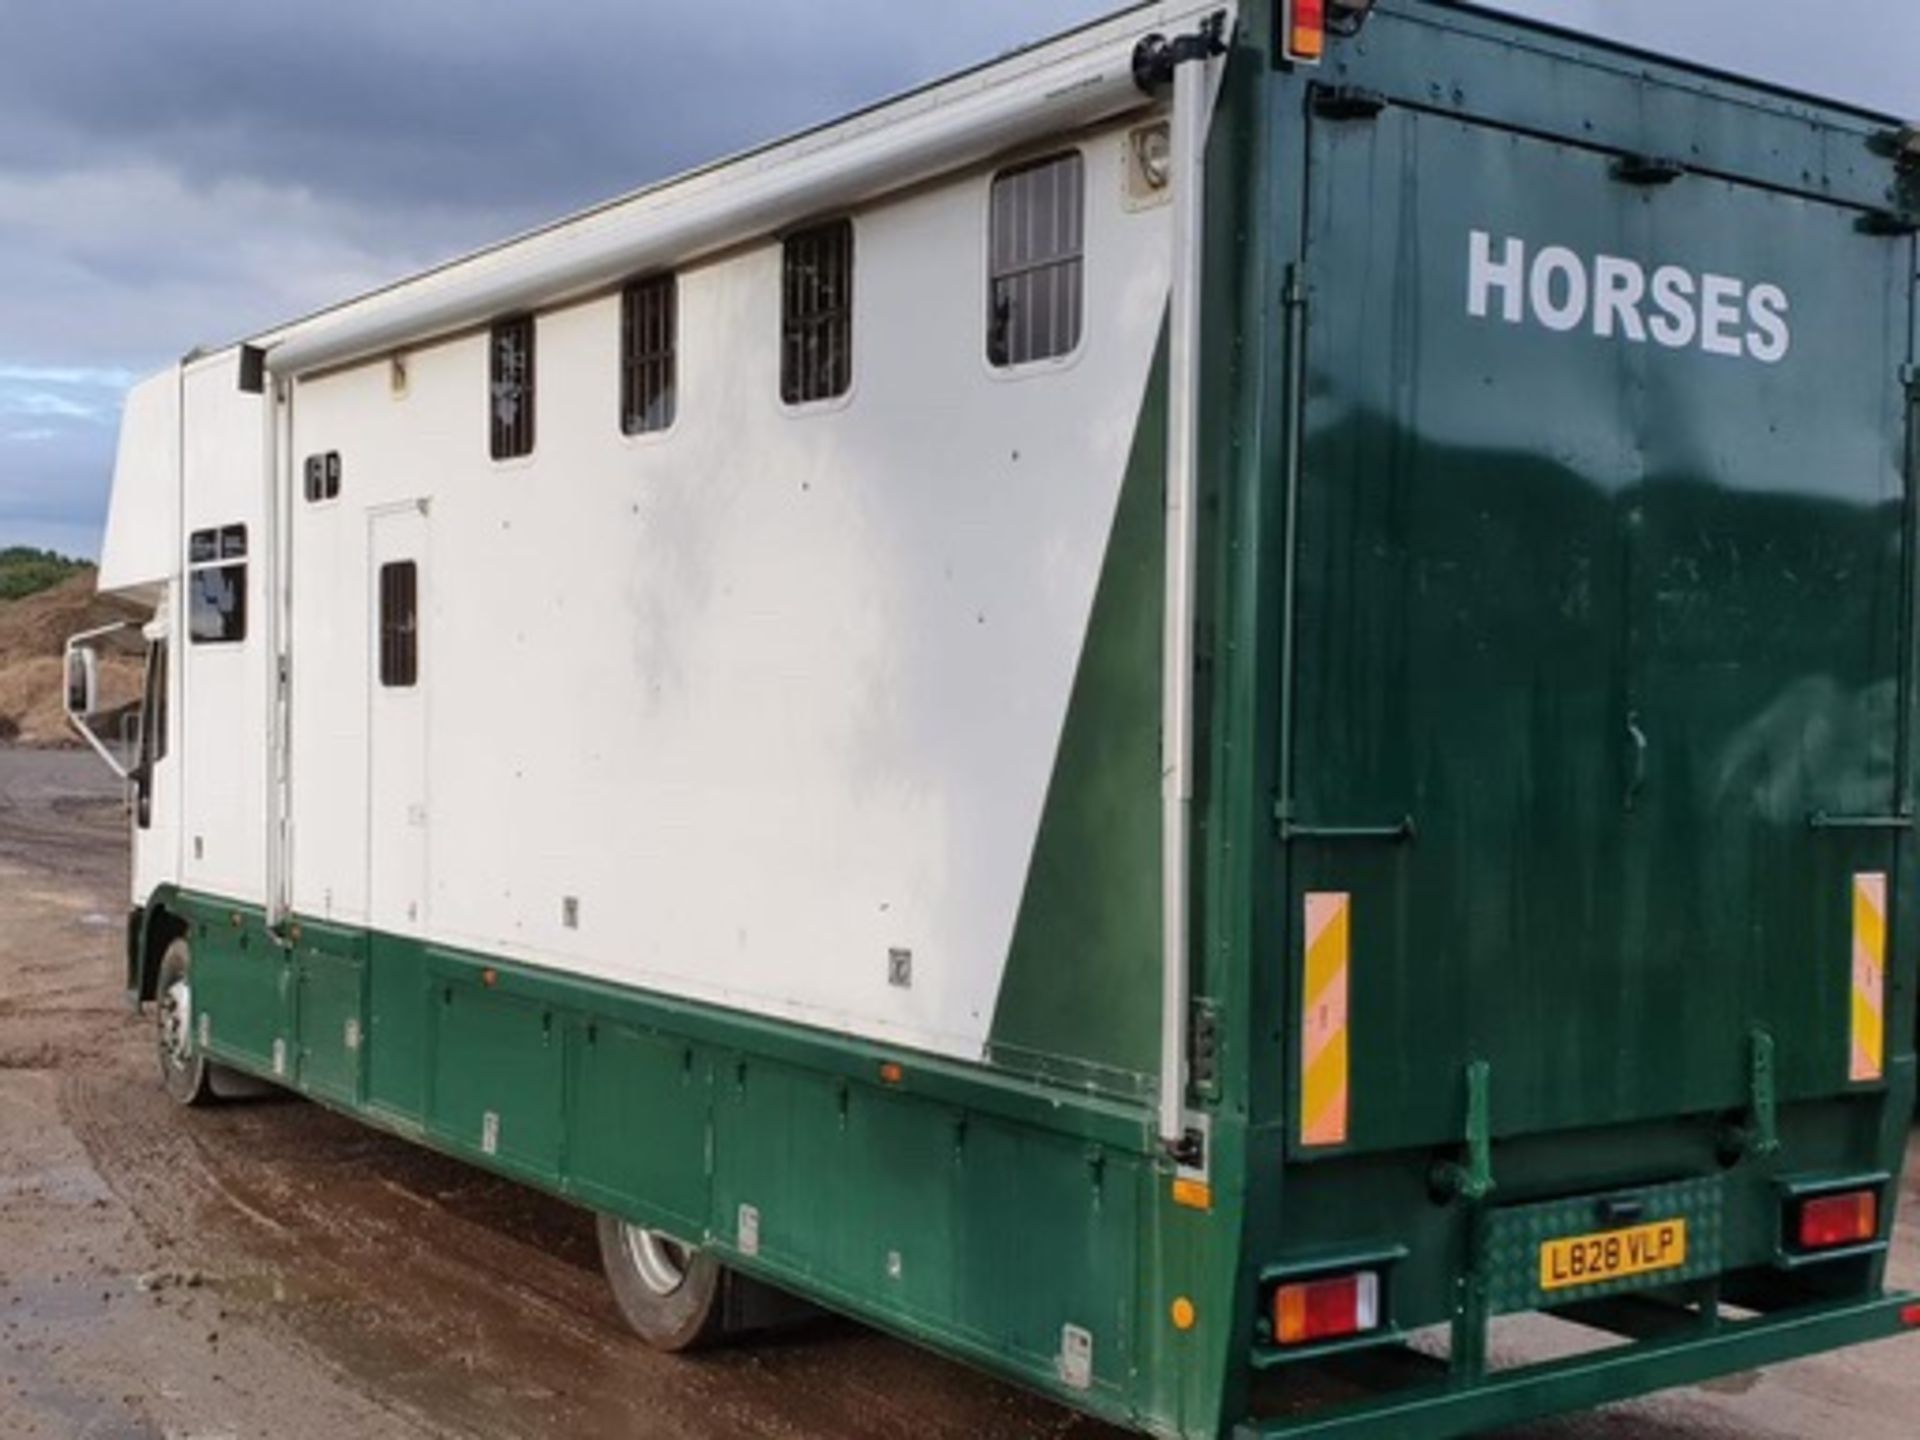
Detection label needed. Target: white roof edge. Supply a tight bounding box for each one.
[263,0,1234,377]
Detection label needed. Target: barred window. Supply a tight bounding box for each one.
[490,315,535,459]
[379,561,418,688]
[187,524,247,645]
[988,152,1085,367]
[781,220,854,405]
[303,451,342,503]
[621,274,677,435]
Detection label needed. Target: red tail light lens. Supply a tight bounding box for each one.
[1796,1190,1878,1251]
[1273,1271,1380,1347]
[1286,0,1327,64]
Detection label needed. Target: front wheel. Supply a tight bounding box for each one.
[155,937,216,1107]
[596,1215,728,1352]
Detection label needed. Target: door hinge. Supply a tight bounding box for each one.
[1279,810,1417,844]
[1282,262,1307,310]
[1189,997,1221,1101]
[1612,155,1689,187]
[1611,154,1686,187]
[1858,209,1920,237]
[1311,84,1386,121]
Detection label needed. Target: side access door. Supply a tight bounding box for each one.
[367,504,430,937]
[1283,100,1914,1156]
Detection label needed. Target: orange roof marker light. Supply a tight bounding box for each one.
[1283,0,1379,67]
[1285,0,1326,62]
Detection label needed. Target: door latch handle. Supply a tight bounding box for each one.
[1624,711,1648,812]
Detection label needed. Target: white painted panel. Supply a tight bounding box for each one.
[178,351,270,905]
[286,121,1169,1060]
[98,371,179,593]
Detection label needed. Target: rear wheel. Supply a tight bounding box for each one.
[596,1215,727,1352]
[155,938,216,1107]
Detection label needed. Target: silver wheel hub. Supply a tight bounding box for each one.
[159,977,194,1068]
[620,1222,690,1298]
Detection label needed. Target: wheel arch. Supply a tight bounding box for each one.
[131,885,187,1007]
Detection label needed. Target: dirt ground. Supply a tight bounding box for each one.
[0,745,1915,1440]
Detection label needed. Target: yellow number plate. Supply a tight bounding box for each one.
[1539,1219,1688,1293]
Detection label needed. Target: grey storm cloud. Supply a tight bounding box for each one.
[0,0,1916,558]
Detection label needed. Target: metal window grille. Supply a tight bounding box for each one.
[186,525,247,644]
[379,561,419,688]
[988,152,1085,367]
[621,274,678,435]
[490,316,536,459]
[781,220,854,405]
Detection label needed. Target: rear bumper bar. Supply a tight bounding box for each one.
[1235,1292,1918,1439]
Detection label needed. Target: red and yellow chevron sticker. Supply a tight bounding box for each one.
[1301,892,1351,1147]
[1851,872,1887,1085]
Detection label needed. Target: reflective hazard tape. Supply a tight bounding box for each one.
[1301,892,1351,1147]
[1851,872,1886,1084]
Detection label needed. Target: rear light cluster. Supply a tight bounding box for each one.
[1795,1189,1879,1252]
[1272,1270,1381,1347]
[1283,0,1327,64]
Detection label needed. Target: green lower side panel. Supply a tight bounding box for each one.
[160,891,1915,1439]
[165,893,1229,1437]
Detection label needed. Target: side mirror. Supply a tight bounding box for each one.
[65,644,100,719]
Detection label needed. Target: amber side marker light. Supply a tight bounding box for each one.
[1273,1271,1380,1347]
[1796,1190,1878,1251]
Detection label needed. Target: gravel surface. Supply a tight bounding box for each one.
[0,743,1914,1439]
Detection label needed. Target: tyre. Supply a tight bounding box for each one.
[596,1214,728,1352]
[155,937,217,1107]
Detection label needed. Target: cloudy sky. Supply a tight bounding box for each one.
[1,0,1915,560]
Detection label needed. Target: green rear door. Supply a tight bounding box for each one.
[1286,102,1913,1154]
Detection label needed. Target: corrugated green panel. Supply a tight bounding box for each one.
[569,1022,710,1236]
[428,981,564,1181]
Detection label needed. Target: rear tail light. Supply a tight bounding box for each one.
[1901,1303,1920,1329]
[1796,1190,1878,1251]
[1273,1270,1380,1347]
[1283,0,1327,65]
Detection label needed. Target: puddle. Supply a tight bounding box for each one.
[2,1276,115,1323]
[0,1159,115,1206]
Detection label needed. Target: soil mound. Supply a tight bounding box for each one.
[0,572,146,746]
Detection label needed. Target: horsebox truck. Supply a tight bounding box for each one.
[63,1,1920,1435]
